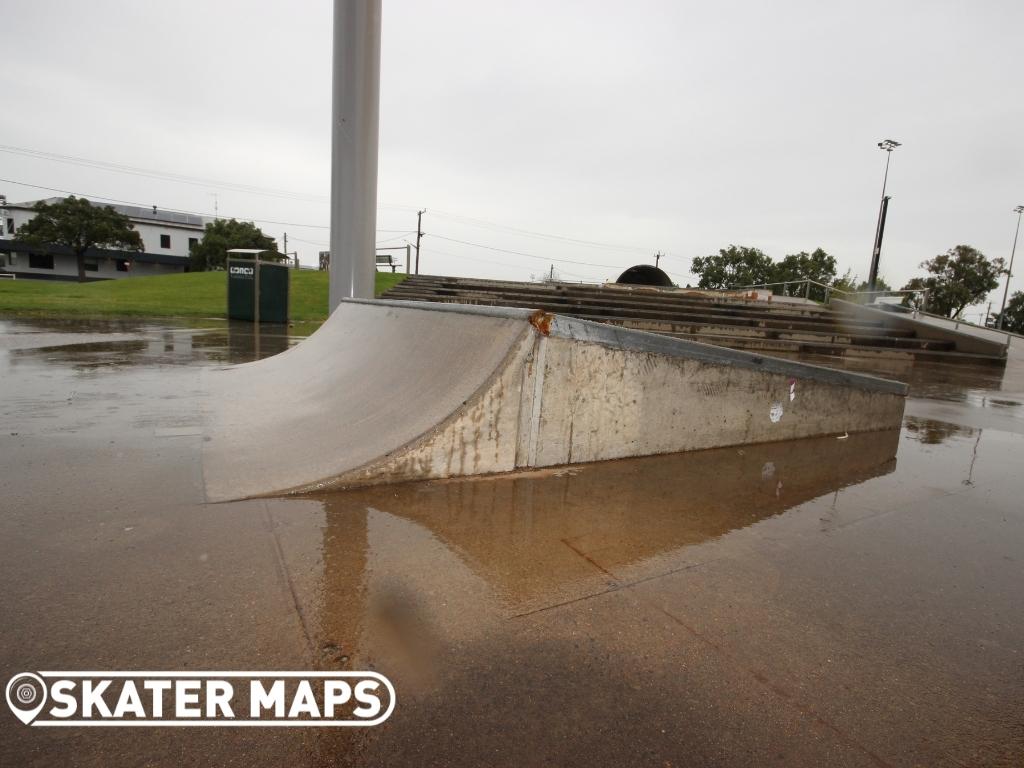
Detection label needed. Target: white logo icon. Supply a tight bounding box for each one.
[6,672,48,725]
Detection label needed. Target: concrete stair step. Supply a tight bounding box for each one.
[387,286,847,324]
[389,279,840,320]
[383,290,902,336]
[399,274,836,312]
[661,332,1004,364]
[586,318,953,351]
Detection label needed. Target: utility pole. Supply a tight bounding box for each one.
[655,252,662,268]
[549,264,554,281]
[997,205,1024,330]
[329,0,382,308]
[415,209,425,275]
[282,234,299,269]
[868,139,900,294]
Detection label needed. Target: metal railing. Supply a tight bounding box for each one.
[728,278,929,310]
[899,307,1022,345]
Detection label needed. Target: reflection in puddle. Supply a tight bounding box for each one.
[266,430,902,763]
[6,321,303,368]
[902,415,977,444]
[304,430,900,641]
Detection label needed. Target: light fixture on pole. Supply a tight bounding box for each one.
[997,205,1024,330]
[868,139,901,294]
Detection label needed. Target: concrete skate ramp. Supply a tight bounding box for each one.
[202,299,908,501]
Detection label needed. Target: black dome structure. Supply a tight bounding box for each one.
[615,264,673,287]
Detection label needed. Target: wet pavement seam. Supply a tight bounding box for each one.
[509,541,720,620]
[569,536,897,768]
[618,558,723,589]
[508,584,623,620]
[559,537,616,578]
[647,601,895,768]
[824,487,965,533]
[555,533,898,768]
[261,500,318,663]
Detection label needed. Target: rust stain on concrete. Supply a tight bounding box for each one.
[529,309,554,336]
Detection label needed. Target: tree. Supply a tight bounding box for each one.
[770,248,837,295]
[991,291,1024,333]
[901,245,1005,318]
[16,196,143,282]
[830,269,859,294]
[691,245,774,289]
[189,218,279,271]
[855,277,891,292]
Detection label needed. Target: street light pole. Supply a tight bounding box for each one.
[868,139,900,294]
[997,205,1024,330]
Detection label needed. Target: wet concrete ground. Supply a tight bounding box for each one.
[1,316,1022,767]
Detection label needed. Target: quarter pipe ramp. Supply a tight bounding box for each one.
[201,299,907,501]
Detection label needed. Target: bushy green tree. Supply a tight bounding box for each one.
[830,269,859,294]
[855,277,891,292]
[992,291,1024,333]
[901,245,1005,318]
[690,245,774,289]
[16,196,143,282]
[771,248,837,295]
[189,218,279,271]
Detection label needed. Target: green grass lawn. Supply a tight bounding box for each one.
[0,270,407,322]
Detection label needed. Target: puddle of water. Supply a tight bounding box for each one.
[1,315,306,367]
[303,431,900,616]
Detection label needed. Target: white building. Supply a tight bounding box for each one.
[0,196,207,281]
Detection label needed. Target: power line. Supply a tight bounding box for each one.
[0,177,398,234]
[0,144,422,214]
[0,145,329,203]
[288,236,329,248]
[420,245,546,275]
[429,209,656,256]
[427,233,627,269]
[375,231,416,246]
[1,143,688,264]
[1,175,690,278]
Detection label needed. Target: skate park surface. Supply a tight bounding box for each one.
[1,313,1023,766]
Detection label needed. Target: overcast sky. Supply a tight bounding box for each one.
[2,0,1022,311]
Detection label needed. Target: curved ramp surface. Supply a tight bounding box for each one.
[202,299,907,501]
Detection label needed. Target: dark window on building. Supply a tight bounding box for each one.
[188,237,198,251]
[29,253,54,270]
[116,259,130,272]
[84,260,99,272]
[160,234,171,248]
[6,218,13,235]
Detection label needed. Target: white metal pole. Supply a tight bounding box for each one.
[329,0,382,309]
